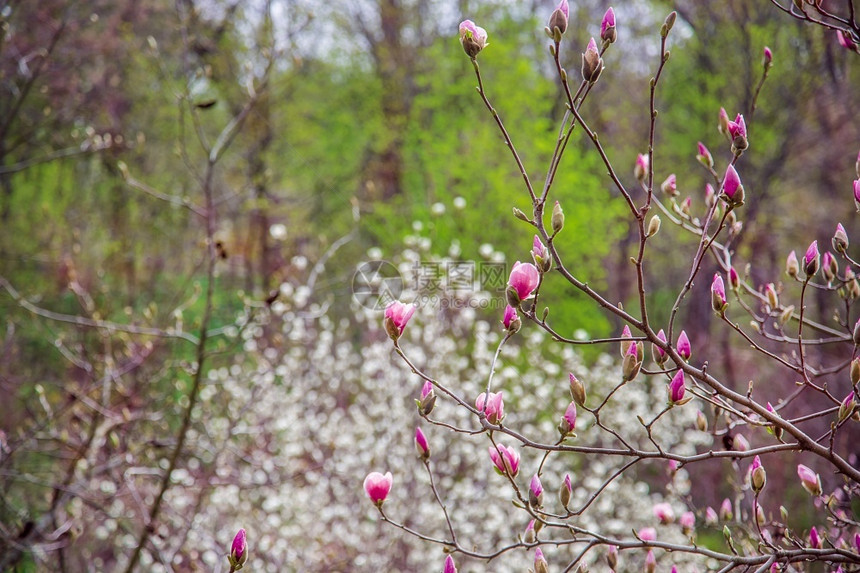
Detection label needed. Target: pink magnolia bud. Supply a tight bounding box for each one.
[668,370,686,404]
[733,433,750,452]
[601,7,617,44]
[529,474,544,507]
[854,180,860,212]
[607,545,618,569]
[645,549,656,573]
[621,340,642,381]
[384,300,416,341]
[488,444,520,476]
[705,506,718,524]
[729,266,740,290]
[680,511,695,535]
[718,107,730,136]
[414,427,430,460]
[676,330,691,361]
[652,328,668,366]
[569,372,587,406]
[837,29,855,50]
[722,164,745,205]
[728,114,748,153]
[459,20,488,58]
[560,473,573,507]
[532,235,551,272]
[552,200,565,234]
[417,381,436,415]
[833,223,849,253]
[763,46,773,67]
[855,532,860,552]
[620,324,634,356]
[653,502,675,524]
[712,273,728,313]
[822,251,838,283]
[786,250,799,278]
[476,391,505,424]
[804,240,820,277]
[523,519,536,543]
[661,173,678,196]
[750,455,767,493]
[696,410,708,432]
[581,37,604,83]
[507,261,540,306]
[534,548,549,573]
[765,283,779,310]
[796,464,822,496]
[502,304,521,334]
[704,183,717,207]
[809,526,821,549]
[638,527,657,541]
[363,471,393,505]
[839,391,856,422]
[548,0,569,35]
[444,555,458,573]
[558,401,577,436]
[634,153,649,182]
[697,141,714,169]
[229,528,248,570]
[719,498,733,521]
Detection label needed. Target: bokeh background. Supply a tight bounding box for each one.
[1,0,858,571]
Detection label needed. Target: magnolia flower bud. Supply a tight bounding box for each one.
[229,528,248,570]
[444,555,458,573]
[854,179,860,212]
[796,464,822,496]
[833,223,849,254]
[552,201,565,234]
[786,250,799,278]
[558,401,577,436]
[569,372,587,406]
[458,20,488,58]
[668,370,686,404]
[601,8,617,44]
[417,381,436,415]
[711,273,728,314]
[384,300,416,341]
[722,164,745,206]
[581,37,604,83]
[838,392,856,422]
[765,283,779,310]
[621,343,641,381]
[559,474,572,508]
[718,107,731,138]
[634,154,649,182]
[697,142,714,169]
[606,545,618,569]
[763,46,773,68]
[750,456,767,493]
[529,474,544,508]
[804,241,820,277]
[534,548,549,573]
[661,11,677,38]
[548,0,569,36]
[851,357,860,385]
[696,410,708,432]
[414,427,430,460]
[728,114,748,154]
[523,519,537,543]
[661,174,677,196]
[676,330,691,361]
[680,511,696,535]
[647,215,661,237]
[652,329,668,366]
